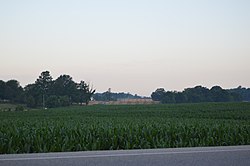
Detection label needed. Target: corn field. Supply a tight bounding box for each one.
[0,102,250,154]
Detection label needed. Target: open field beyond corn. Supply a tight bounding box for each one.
[0,102,250,154]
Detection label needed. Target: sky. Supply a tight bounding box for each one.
[0,0,249,96]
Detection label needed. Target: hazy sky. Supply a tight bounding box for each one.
[0,0,249,96]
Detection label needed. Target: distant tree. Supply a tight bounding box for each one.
[151,85,242,104]
[174,92,187,103]
[228,86,250,101]
[52,75,76,96]
[210,86,231,102]
[58,96,70,107]
[46,95,59,108]
[183,86,211,103]
[4,80,24,103]
[161,91,175,103]
[42,95,71,108]
[151,88,166,101]
[93,91,142,101]
[0,71,98,108]
[0,80,6,100]
[24,83,41,107]
[26,95,36,108]
[229,92,242,102]
[35,71,53,108]
[92,93,107,101]
[77,81,95,105]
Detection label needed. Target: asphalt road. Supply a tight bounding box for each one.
[0,145,250,166]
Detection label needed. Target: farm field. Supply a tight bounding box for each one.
[0,102,250,154]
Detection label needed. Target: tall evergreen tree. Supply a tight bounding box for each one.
[35,71,53,108]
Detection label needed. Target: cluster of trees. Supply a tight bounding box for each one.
[0,71,95,108]
[151,86,243,104]
[0,80,24,103]
[228,86,250,101]
[1,71,250,108]
[93,91,147,101]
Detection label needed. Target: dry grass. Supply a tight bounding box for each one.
[89,99,160,105]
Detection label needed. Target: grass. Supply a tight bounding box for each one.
[0,102,250,154]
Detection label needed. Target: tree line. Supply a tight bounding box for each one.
[1,71,249,107]
[228,86,250,101]
[93,92,148,101]
[151,85,245,104]
[0,71,95,108]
